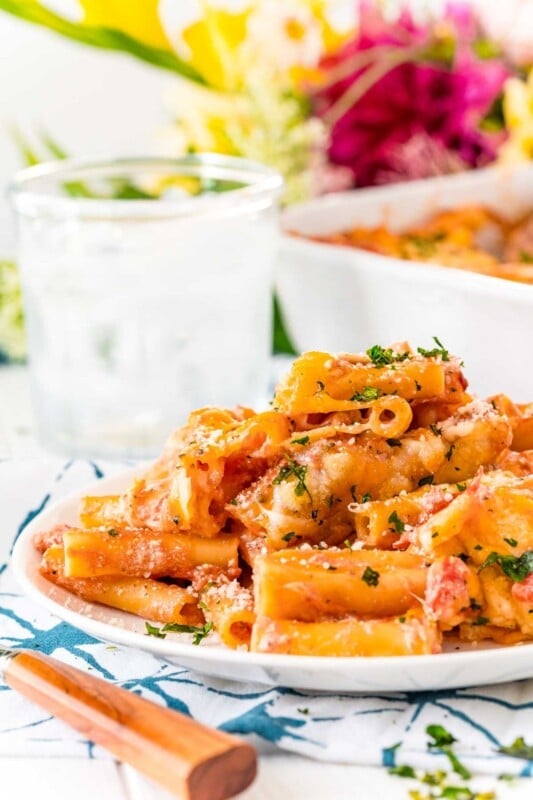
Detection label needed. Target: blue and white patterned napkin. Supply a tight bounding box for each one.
[1,459,532,775]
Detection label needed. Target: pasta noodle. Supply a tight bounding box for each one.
[32,340,533,655]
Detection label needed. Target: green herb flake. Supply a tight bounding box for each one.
[430,424,442,436]
[426,725,471,781]
[316,380,325,392]
[388,510,405,533]
[362,566,380,587]
[498,736,533,760]
[366,344,410,367]
[388,765,416,778]
[172,516,180,525]
[445,444,455,462]
[398,615,406,623]
[351,386,382,402]
[162,620,213,645]
[327,494,334,508]
[229,498,238,505]
[503,537,518,548]
[472,616,490,626]
[456,483,467,493]
[479,550,533,582]
[520,251,533,264]
[415,380,422,392]
[292,435,310,446]
[145,622,165,638]
[417,336,450,362]
[282,531,296,543]
[361,493,372,503]
[297,707,309,715]
[386,438,402,448]
[418,474,434,487]
[107,528,119,537]
[273,458,312,500]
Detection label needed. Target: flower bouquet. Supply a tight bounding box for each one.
[0,0,531,361]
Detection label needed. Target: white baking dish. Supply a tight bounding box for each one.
[278,163,533,401]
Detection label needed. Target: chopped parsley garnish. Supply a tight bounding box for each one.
[366,344,410,367]
[292,435,310,446]
[498,736,533,760]
[386,438,402,448]
[445,444,455,461]
[479,550,533,582]
[273,458,312,500]
[316,380,325,392]
[417,336,450,361]
[229,498,238,505]
[472,616,490,626]
[327,494,334,508]
[145,622,165,638]
[145,620,213,645]
[415,380,422,391]
[172,516,180,525]
[162,621,213,645]
[107,528,119,537]
[362,566,380,587]
[388,510,405,533]
[361,493,372,503]
[297,707,309,715]
[456,483,467,493]
[426,725,471,780]
[388,765,416,778]
[430,424,442,436]
[398,615,406,623]
[520,251,533,263]
[473,544,482,550]
[418,474,434,487]
[503,537,518,548]
[351,386,382,402]
[282,531,296,542]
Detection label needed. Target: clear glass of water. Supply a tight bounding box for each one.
[9,155,283,458]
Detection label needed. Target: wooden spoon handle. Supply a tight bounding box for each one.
[1,648,256,800]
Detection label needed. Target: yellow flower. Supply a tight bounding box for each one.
[181,4,250,91]
[501,70,533,162]
[79,0,171,51]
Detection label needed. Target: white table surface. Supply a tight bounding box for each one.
[1,364,532,800]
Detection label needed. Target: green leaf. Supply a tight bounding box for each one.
[272,293,297,356]
[351,386,381,402]
[498,736,533,760]
[479,551,533,583]
[145,622,165,638]
[388,765,416,778]
[0,1,208,84]
[426,725,457,749]
[9,126,40,166]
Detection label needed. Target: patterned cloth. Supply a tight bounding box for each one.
[1,459,533,775]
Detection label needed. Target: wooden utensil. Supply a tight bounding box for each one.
[0,647,257,800]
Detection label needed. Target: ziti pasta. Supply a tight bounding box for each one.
[34,341,533,657]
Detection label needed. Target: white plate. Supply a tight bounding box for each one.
[278,163,533,401]
[12,468,533,692]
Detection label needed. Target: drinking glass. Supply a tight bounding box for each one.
[9,155,283,458]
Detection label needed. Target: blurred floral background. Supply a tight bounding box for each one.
[0,0,532,362]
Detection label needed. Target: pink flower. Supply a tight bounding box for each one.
[314,1,510,187]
